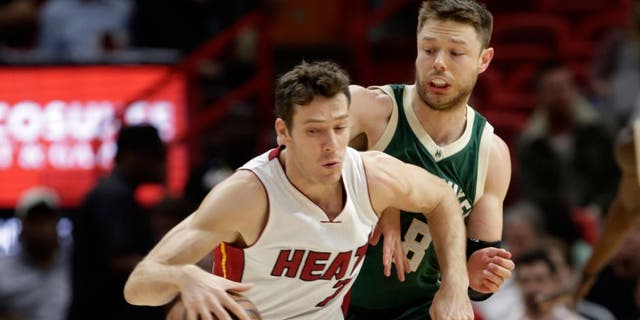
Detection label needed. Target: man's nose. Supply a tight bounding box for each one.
[433,51,446,72]
[323,131,338,152]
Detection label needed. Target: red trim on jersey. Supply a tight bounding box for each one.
[268,145,285,160]
[342,289,351,316]
[213,243,245,282]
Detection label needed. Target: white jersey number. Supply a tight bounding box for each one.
[402,218,431,272]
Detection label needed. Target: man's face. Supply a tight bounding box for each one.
[517,261,556,313]
[414,18,492,110]
[278,94,350,186]
[537,67,576,116]
[504,219,538,259]
[136,148,167,184]
[20,208,59,260]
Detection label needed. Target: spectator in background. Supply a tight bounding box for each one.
[0,187,70,320]
[538,238,615,320]
[0,0,40,50]
[581,226,640,319]
[515,249,586,320]
[69,124,165,320]
[518,61,618,215]
[131,0,255,54]
[474,202,548,319]
[148,196,194,243]
[545,112,640,319]
[517,62,618,263]
[37,0,133,62]
[592,0,640,127]
[502,202,548,260]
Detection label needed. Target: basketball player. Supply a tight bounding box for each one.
[124,61,474,320]
[347,1,515,318]
[572,119,640,301]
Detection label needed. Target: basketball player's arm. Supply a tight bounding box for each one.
[363,151,473,320]
[348,85,413,279]
[574,126,640,301]
[465,134,514,297]
[348,85,393,150]
[124,170,264,320]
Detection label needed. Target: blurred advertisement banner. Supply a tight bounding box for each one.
[0,66,188,208]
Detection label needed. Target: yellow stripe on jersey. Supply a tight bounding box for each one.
[220,243,228,279]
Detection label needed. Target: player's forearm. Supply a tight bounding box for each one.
[582,197,640,277]
[427,193,469,289]
[124,260,195,306]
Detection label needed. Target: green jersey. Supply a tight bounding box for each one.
[348,84,494,319]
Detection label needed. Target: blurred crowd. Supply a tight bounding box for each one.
[1,0,640,319]
[0,0,256,63]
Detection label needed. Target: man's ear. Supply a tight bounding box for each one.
[478,47,494,74]
[275,118,290,144]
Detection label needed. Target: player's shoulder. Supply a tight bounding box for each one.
[199,169,266,211]
[223,169,265,195]
[196,169,267,224]
[349,85,394,111]
[488,133,510,163]
[350,84,390,99]
[360,150,406,183]
[360,149,396,165]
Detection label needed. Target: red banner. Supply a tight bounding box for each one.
[0,66,188,208]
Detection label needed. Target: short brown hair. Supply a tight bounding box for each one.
[417,0,493,48]
[275,61,351,129]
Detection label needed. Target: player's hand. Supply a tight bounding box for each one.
[430,282,474,320]
[178,264,254,320]
[372,208,411,281]
[467,247,513,293]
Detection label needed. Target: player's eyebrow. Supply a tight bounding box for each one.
[303,114,349,124]
[422,36,469,46]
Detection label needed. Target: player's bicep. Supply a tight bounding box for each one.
[466,195,502,241]
[467,134,511,241]
[366,152,446,215]
[394,165,449,215]
[146,172,262,265]
[144,214,219,265]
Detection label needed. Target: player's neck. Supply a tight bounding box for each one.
[278,152,345,218]
[293,181,345,220]
[412,96,468,146]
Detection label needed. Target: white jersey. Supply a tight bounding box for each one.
[212,146,378,320]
